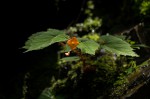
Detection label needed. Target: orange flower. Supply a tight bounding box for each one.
[67,37,79,50]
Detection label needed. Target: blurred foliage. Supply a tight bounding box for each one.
[140,1,150,15]
[39,52,144,99]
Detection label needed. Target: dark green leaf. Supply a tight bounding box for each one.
[60,56,80,62]
[38,88,54,99]
[101,35,138,57]
[23,29,69,52]
[77,39,100,55]
[38,88,66,99]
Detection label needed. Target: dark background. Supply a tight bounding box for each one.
[2,0,84,99]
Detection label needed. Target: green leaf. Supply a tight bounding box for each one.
[132,44,150,48]
[23,29,69,52]
[38,88,66,99]
[62,44,71,53]
[38,88,55,99]
[138,58,150,67]
[101,35,139,57]
[77,39,100,55]
[60,56,80,63]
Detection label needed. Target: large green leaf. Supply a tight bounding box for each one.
[23,29,69,52]
[101,35,138,57]
[77,39,100,55]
